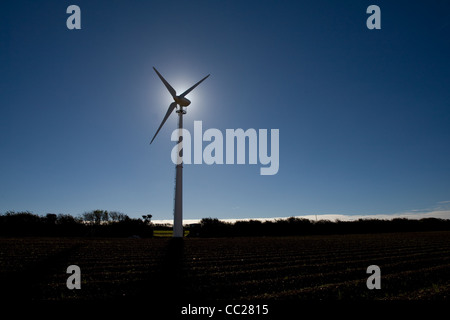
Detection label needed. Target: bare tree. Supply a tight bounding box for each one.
[142,214,153,225]
[109,211,119,222]
[82,211,95,223]
[82,210,109,224]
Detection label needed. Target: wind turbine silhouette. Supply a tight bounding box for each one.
[150,67,210,237]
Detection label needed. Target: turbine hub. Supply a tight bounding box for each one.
[175,96,191,107]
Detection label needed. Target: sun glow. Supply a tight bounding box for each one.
[151,71,212,121]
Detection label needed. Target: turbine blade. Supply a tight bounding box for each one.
[153,67,176,98]
[180,74,210,98]
[150,102,177,144]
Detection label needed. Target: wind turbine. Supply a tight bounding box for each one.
[150,67,210,237]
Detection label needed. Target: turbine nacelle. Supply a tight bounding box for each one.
[175,96,191,107]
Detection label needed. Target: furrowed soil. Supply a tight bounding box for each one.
[0,231,449,303]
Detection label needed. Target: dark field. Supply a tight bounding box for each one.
[1,231,449,305]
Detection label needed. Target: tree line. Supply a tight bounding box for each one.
[0,210,153,237]
[1,211,449,237]
[191,217,450,237]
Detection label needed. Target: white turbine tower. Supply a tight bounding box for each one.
[150,67,210,237]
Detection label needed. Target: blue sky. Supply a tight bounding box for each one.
[1,0,450,222]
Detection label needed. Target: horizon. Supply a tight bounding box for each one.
[3,204,450,225]
[1,1,450,224]
[152,210,450,226]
